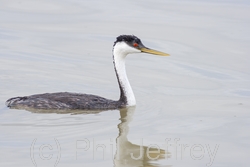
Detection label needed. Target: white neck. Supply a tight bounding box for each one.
[113,42,140,106]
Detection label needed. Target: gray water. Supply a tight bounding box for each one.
[0,0,250,167]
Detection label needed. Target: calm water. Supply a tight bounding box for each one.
[0,0,250,167]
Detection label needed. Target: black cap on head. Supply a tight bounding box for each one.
[114,35,143,47]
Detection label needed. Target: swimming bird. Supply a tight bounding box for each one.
[6,35,169,110]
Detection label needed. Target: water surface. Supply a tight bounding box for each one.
[0,0,250,167]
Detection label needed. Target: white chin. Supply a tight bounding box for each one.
[113,42,140,57]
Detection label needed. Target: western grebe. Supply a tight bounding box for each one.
[6,35,169,110]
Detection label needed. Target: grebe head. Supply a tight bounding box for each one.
[113,35,170,57]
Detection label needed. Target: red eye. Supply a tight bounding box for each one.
[133,43,138,47]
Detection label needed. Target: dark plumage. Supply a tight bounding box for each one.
[115,35,141,44]
[6,92,125,110]
[114,35,144,48]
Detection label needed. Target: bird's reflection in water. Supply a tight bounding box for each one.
[22,107,170,166]
[18,107,106,115]
[115,106,170,167]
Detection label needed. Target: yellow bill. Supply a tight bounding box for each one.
[140,47,170,56]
